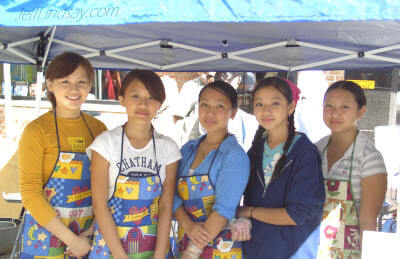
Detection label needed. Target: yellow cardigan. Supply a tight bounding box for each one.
[18,111,107,225]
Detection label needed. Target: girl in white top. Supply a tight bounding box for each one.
[315,80,387,258]
[87,70,181,259]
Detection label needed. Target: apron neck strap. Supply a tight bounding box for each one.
[54,111,94,152]
[119,124,156,175]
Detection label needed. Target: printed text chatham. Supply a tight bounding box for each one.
[117,157,161,174]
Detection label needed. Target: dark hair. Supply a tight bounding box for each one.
[248,77,296,185]
[198,80,238,109]
[119,69,165,104]
[324,80,367,109]
[45,52,94,108]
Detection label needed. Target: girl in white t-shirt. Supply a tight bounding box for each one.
[87,70,181,259]
[316,80,387,258]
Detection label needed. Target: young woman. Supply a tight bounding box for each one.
[173,80,250,259]
[87,70,181,259]
[236,77,325,258]
[18,52,107,258]
[316,81,387,258]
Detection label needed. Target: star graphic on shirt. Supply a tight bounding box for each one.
[103,251,107,256]
[98,238,106,247]
[27,240,32,246]
[43,245,47,250]
[37,232,48,241]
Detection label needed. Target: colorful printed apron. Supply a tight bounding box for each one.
[89,126,162,259]
[318,134,361,259]
[177,138,242,259]
[21,112,94,258]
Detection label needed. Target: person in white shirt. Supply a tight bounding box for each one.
[88,70,181,259]
[315,80,387,258]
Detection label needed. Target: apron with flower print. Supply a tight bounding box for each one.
[177,137,242,259]
[89,126,162,259]
[318,134,361,259]
[20,112,95,258]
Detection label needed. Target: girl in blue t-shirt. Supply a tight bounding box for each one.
[173,80,250,259]
[235,77,325,259]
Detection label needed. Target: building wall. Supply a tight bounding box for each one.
[323,70,345,85]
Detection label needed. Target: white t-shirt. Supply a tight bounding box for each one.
[87,126,182,199]
[315,132,387,211]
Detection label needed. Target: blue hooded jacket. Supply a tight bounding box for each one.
[243,133,325,259]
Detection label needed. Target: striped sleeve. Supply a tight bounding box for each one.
[360,147,387,178]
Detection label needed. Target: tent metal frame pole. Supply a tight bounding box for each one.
[169,42,220,55]
[42,26,56,69]
[84,52,100,59]
[3,63,12,140]
[107,53,160,69]
[291,54,358,71]
[106,40,161,54]
[296,41,356,55]
[6,48,36,64]
[6,37,40,48]
[97,70,102,100]
[230,41,287,56]
[365,43,400,55]
[53,39,98,53]
[162,56,220,70]
[43,27,53,37]
[29,37,400,71]
[35,71,44,117]
[364,55,400,64]
[230,55,290,71]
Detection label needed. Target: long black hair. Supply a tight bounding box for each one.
[248,77,297,188]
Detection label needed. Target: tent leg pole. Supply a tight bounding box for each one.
[35,71,43,117]
[98,69,102,100]
[3,63,12,140]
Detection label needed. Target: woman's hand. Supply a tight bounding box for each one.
[236,206,253,218]
[181,241,202,259]
[231,217,251,241]
[187,222,212,249]
[65,230,94,257]
[65,234,92,258]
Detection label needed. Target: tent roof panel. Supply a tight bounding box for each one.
[1,0,400,26]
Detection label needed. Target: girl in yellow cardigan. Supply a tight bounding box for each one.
[18,52,107,258]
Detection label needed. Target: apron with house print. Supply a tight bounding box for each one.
[318,135,361,259]
[89,126,162,259]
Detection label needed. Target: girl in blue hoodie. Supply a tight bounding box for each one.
[236,77,325,258]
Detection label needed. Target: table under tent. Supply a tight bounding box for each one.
[1,0,400,257]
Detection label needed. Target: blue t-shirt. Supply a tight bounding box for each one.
[262,135,301,188]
